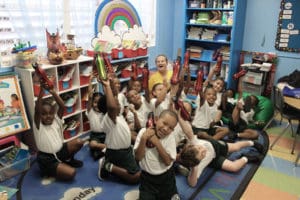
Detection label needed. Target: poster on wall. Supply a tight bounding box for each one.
[275,0,300,52]
[0,75,30,138]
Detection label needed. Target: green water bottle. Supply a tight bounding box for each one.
[95,54,107,80]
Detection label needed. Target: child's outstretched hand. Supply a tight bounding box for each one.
[40,78,54,93]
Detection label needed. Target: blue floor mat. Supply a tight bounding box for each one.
[4,131,269,200]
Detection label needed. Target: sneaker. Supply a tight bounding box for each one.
[98,157,109,180]
[177,164,190,177]
[241,152,262,163]
[253,141,264,154]
[66,158,83,168]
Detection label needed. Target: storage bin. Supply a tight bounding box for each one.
[59,79,72,91]
[63,125,80,139]
[243,71,264,85]
[123,49,137,58]
[33,84,50,97]
[0,148,30,182]
[242,82,264,96]
[64,104,76,116]
[137,48,147,56]
[111,48,123,59]
[80,75,90,85]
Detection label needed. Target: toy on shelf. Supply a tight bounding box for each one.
[11,41,37,68]
[62,34,83,60]
[46,29,64,65]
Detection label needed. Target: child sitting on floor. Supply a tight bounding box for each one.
[97,74,140,184]
[228,78,260,140]
[33,79,84,181]
[192,86,229,140]
[86,74,106,160]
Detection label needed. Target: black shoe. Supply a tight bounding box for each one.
[66,158,83,168]
[241,152,262,163]
[253,141,264,154]
[228,130,237,141]
[98,157,109,180]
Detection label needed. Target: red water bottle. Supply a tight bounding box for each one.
[214,55,222,75]
[146,112,155,128]
[32,62,54,89]
[142,63,149,90]
[233,69,247,80]
[194,70,204,93]
[103,54,114,74]
[172,96,191,121]
[171,60,181,85]
[146,112,155,148]
[131,60,138,81]
[183,50,190,70]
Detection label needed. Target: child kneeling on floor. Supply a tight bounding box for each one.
[134,109,180,200]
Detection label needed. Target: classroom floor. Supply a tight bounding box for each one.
[241,120,300,200]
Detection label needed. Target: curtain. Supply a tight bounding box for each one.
[0,0,155,53]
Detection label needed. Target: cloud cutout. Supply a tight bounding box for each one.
[91,25,122,52]
[60,187,102,200]
[122,25,148,49]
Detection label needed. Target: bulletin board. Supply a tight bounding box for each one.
[0,75,30,138]
[275,0,300,52]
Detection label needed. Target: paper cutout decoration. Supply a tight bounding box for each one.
[94,0,142,36]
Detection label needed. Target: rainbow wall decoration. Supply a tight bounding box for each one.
[94,0,142,36]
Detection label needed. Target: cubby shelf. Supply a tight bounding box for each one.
[15,55,96,141]
[183,0,247,89]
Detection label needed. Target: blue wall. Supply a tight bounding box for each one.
[152,0,300,83]
[242,0,300,82]
[148,0,185,68]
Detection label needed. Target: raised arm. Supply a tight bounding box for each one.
[237,76,243,99]
[48,87,64,119]
[34,80,45,129]
[86,73,96,112]
[98,75,119,123]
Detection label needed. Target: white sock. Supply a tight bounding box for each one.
[241,156,248,163]
[248,141,254,146]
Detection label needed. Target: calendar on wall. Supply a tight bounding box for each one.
[275,0,300,52]
[0,75,30,138]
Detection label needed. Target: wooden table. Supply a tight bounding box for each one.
[284,96,300,134]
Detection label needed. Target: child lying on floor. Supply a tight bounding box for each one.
[177,109,264,187]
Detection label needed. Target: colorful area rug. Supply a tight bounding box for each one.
[241,124,300,200]
[3,131,268,200]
